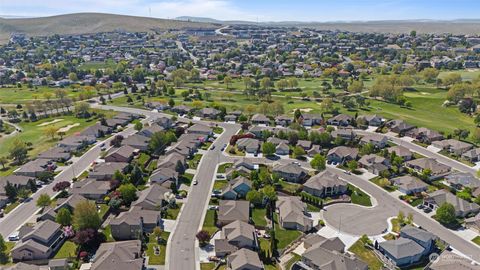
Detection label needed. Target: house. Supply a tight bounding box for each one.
[57,135,96,152]
[405,158,451,179]
[331,128,356,141]
[90,240,143,270]
[11,220,65,262]
[327,114,353,126]
[214,220,258,257]
[276,196,313,232]
[432,139,473,156]
[327,146,358,164]
[150,167,178,187]
[70,178,111,201]
[122,134,150,151]
[275,115,293,127]
[272,163,308,183]
[303,170,348,198]
[386,119,415,135]
[187,123,212,136]
[220,176,252,200]
[217,200,250,226]
[462,148,480,162]
[301,114,323,127]
[406,127,444,144]
[198,107,221,119]
[104,145,138,163]
[358,154,390,174]
[109,206,161,240]
[154,116,173,129]
[131,183,171,210]
[307,145,321,157]
[391,175,428,195]
[236,138,261,154]
[378,238,426,267]
[14,159,56,178]
[172,105,192,115]
[157,152,187,172]
[89,162,129,180]
[247,125,268,138]
[80,123,112,138]
[301,240,367,270]
[0,175,35,195]
[224,114,237,123]
[250,114,270,126]
[444,172,480,190]
[225,158,258,178]
[138,124,164,138]
[387,145,413,161]
[360,134,388,148]
[465,213,480,233]
[303,234,345,252]
[37,147,71,162]
[357,114,383,126]
[275,142,290,155]
[424,190,480,217]
[400,225,435,251]
[227,248,264,270]
[429,250,480,270]
[297,140,312,150]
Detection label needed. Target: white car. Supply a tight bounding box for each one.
[8,231,19,241]
[193,180,198,185]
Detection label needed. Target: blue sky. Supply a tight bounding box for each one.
[1,0,479,21]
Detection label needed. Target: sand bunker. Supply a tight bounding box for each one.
[37,119,63,127]
[57,123,80,133]
[292,108,313,113]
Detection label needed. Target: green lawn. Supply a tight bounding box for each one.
[146,232,170,265]
[348,237,384,270]
[391,218,402,233]
[213,180,228,191]
[202,210,218,236]
[0,85,93,104]
[213,127,224,134]
[54,241,78,259]
[472,236,480,246]
[188,154,203,169]
[200,263,216,270]
[274,214,302,250]
[3,202,20,214]
[348,184,372,207]
[78,60,118,70]
[370,177,397,192]
[136,153,151,168]
[98,204,110,218]
[102,225,115,242]
[252,208,268,227]
[166,203,182,220]
[180,173,194,186]
[217,163,233,173]
[278,181,301,194]
[285,253,301,270]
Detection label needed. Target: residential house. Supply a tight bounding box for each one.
[79,123,112,138]
[154,117,173,129]
[432,139,473,156]
[224,114,237,123]
[303,234,345,252]
[462,148,480,162]
[227,248,264,270]
[301,240,367,270]
[122,134,150,151]
[11,220,65,262]
[266,137,288,146]
[444,172,480,190]
[217,200,250,226]
[331,128,356,141]
[250,114,270,126]
[131,183,171,210]
[214,220,258,257]
[221,176,252,200]
[89,162,129,180]
[150,167,178,187]
[424,190,480,217]
[358,154,390,174]
[276,196,313,232]
[360,134,388,148]
[391,175,428,195]
[275,142,290,155]
[378,238,426,267]
[307,145,321,158]
[247,126,268,138]
[0,175,35,195]
[272,163,308,183]
[14,159,56,178]
[429,250,480,270]
[327,146,359,165]
[137,124,164,138]
[406,127,444,144]
[301,114,322,127]
[70,178,111,201]
[327,114,353,126]
[171,105,192,115]
[275,115,293,127]
[400,225,435,252]
[405,158,451,179]
[109,206,161,240]
[89,240,143,270]
[57,135,96,152]
[465,213,480,233]
[387,145,413,161]
[357,114,383,126]
[37,147,71,162]
[198,107,221,119]
[104,145,138,163]
[187,123,213,136]
[303,170,348,198]
[386,119,415,135]
[297,140,312,150]
[236,138,260,154]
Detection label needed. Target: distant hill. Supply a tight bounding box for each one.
[177,16,480,35]
[0,13,219,43]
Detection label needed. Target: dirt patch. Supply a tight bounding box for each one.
[291,108,313,113]
[57,123,80,133]
[37,119,63,127]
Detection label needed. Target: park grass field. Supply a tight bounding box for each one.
[0,86,94,104]
[439,69,480,81]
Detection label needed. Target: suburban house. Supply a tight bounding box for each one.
[358,154,390,174]
[275,142,290,155]
[391,175,428,195]
[303,234,345,252]
[462,148,480,162]
[301,114,323,127]
[171,105,192,115]
[276,196,313,232]
[104,145,138,163]
[131,183,171,210]
[327,114,353,126]
[432,139,473,156]
[387,145,413,161]
[303,170,348,198]
[225,159,258,178]
[217,200,250,226]
[70,178,111,201]
[465,213,480,233]
[359,134,388,148]
[214,220,258,257]
[424,190,480,217]
[137,124,164,138]
[224,114,237,122]
[57,135,96,152]
[81,123,112,138]
[89,240,143,270]
[250,113,270,126]
[236,138,261,154]
[357,114,383,126]
[122,134,150,151]
[405,127,444,144]
[307,145,321,157]
[89,162,129,180]
[109,206,161,240]
[275,115,293,127]
[331,128,356,141]
[272,163,308,183]
[386,119,415,135]
[327,146,359,165]
[226,248,264,270]
[400,225,435,252]
[0,175,35,195]
[197,107,220,119]
[444,172,480,190]
[429,250,480,270]
[267,137,288,146]
[14,159,56,177]
[300,239,367,270]
[150,167,178,187]
[297,140,312,150]
[220,176,252,200]
[248,126,268,138]
[405,158,451,179]
[11,220,65,262]
[37,147,72,162]
[187,123,213,136]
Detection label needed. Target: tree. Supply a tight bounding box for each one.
[9,139,28,164]
[348,80,364,93]
[134,121,143,131]
[436,203,457,226]
[74,102,90,118]
[36,193,51,208]
[224,75,233,90]
[129,165,144,185]
[397,211,405,224]
[0,234,8,264]
[53,181,71,192]
[4,181,17,201]
[310,154,326,171]
[73,201,102,231]
[196,230,211,247]
[56,208,72,226]
[293,146,306,159]
[118,184,137,206]
[153,226,163,243]
[262,142,276,157]
[347,160,358,172]
[246,190,264,206]
[44,126,59,140]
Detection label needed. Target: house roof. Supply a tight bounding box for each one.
[251,113,270,122]
[90,162,129,178]
[445,172,480,189]
[387,145,412,157]
[187,123,212,134]
[392,175,428,191]
[273,163,308,177]
[218,200,250,223]
[400,225,435,243]
[358,154,387,167]
[37,147,70,160]
[106,145,137,160]
[221,220,256,243]
[228,248,264,270]
[71,179,110,196]
[122,134,150,148]
[304,170,347,191]
[327,146,358,159]
[303,243,367,270]
[22,220,61,244]
[429,250,480,270]
[91,240,143,270]
[428,190,480,214]
[132,184,171,209]
[406,158,451,175]
[360,134,387,143]
[276,196,312,229]
[110,206,160,226]
[379,238,425,260]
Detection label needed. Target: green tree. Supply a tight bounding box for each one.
[0,234,8,264]
[73,201,102,231]
[347,160,358,172]
[224,75,233,90]
[310,154,326,171]
[262,142,276,157]
[348,80,364,93]
[293,146,306,159]
[118,184,138,206]
[56,208,72,226]
[436,203,457,226]
[9,139,28,164]
[36,193,51,208]
[134,121,143,131]
[246,190,264,206]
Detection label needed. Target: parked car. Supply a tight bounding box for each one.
[417,204,425,209]
[8,231,19,241]
[211,145,216,150]
[193,180,198,185]
[424,208,432,213]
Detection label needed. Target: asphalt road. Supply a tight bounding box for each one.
[0,119,141,239]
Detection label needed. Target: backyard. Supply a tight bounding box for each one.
[146,232,170,265]
[348,236,384,270]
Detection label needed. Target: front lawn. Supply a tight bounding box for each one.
[472,236,480,246]
[200,263,216,270]
[166,203,183,220]
[274,214,302,250]
[278,180,301,194]
[3,202,20,214]
[202,209,218,236]
[180,173,194,186]
[146,232,170,265]
[213,180,228,191]
[348,184,372,207]
[370,177,397,192]
[213,127,224,134]
[348,237,384,270]
[54,241,78,259]
[252,208,268,227]
[188,154,203,169]
[217,163,233,173]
